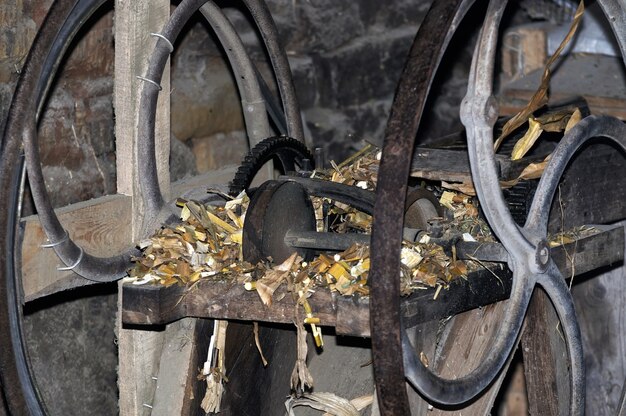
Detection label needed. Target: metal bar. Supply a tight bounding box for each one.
[284,230,369,252]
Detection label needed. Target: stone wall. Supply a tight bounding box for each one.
[173,1,434,167]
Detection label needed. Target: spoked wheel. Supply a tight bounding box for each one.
[0,0,302,413]
[370,0,626,414]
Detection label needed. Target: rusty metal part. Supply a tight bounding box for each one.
[404,187,444,234]
[368,0,475,413]
[243,180,317,263]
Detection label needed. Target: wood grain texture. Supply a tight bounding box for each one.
[521,288,566,416]
[571,228,626,415]
[151,318,211,416]
[411,302,515,415]
[117,279,166,416]
[219,322,297,415]
[114,0,171,227]
[20,195,131,301]
[114,0,170,415]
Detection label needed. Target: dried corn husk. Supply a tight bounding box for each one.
[285,392,372,416]
[494,0,585,151]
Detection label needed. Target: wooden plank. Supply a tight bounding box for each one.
[117,282,166,416]
[548,142,626,233]
[410,147,473,183]
[20,195,131,301]
[411,302,517,415]
[114,1,170,207]
[122,279,339,328]
[151,318,211,416]
[521,288,566,416]
[571,226,626,415]
[409,146,539,184]
[114,0,170,415]
[219,322,296,415]
[499,55,626,119]
[121,226,624,336]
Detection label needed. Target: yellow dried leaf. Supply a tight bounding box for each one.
[565,108,582,132]
[181,204,191,222]
[162,277,178,287]
[511,117,543,161]
[255,253,298,305]
[207,211,237,234]
[230,230,242,245]
[441,182,476,196]
[439,191,456,209]
[189,271,202,283]
[335,274,356,296]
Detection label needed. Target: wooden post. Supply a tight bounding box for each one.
[114,1,170,414]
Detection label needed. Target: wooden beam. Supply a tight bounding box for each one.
[114,1,170,209]
[407,302,517,415]
[120,226,624,335]
[20,195,131,301]
[521,288,566,416]
[571,229,626,414]
[114,0,170,415]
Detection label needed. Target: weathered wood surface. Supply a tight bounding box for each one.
[410,145,548,184]
[151,318,212,416]
[19,168,239,303]
[219,322,297,415]
[500,55,626,120]
[521,288,567,416]
[20,195,131,301]
[408,302,516,415]
[571,226,626,415]
[122,226,623,338]
[548,142,626,233]
[114,0,170,415]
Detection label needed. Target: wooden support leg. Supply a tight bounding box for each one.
[521,288,568,416]
[114,0,170,414]
[152,318,212,416]
[572,258,626,415]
